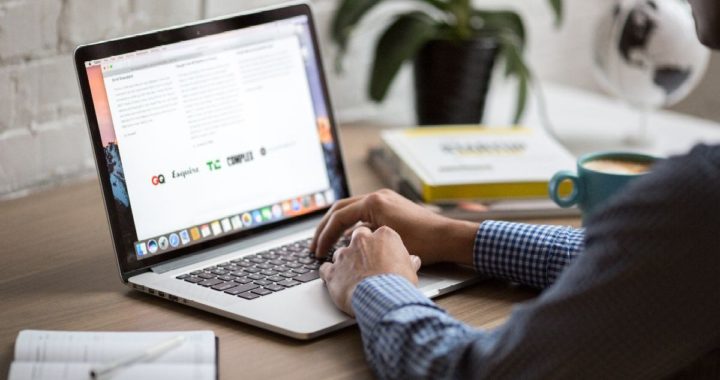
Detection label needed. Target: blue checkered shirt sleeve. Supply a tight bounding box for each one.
[352,274,492,379]
[351,221,584,379]
[475,220,584,288]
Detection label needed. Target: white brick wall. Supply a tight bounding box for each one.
[1,0,719,198]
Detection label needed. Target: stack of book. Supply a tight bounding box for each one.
[368,126,579,221]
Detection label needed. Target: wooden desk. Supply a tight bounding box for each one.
[0,124,579,379]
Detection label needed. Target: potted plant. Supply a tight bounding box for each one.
[332,0,563,125]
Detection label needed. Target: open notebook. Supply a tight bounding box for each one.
[8,330,218,380]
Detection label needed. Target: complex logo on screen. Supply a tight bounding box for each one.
[226,151,254,167]
[151,174,166,185]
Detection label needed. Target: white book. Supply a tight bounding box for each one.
[380,126,576,202]
[8,330,217,380]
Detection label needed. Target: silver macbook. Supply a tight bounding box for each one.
[74,2,481,339]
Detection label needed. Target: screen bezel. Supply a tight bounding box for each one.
[74,3,349,281]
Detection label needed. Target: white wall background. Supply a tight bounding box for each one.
[1,0,719,198]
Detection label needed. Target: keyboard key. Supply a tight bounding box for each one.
[269,259,284,266]
[225,283,259,295]
[198,278,223,287]
[267,275,284,282]
[237,261,253,268]
[211,268,228,275]
[264,283,285,292]
[243,267,260,274]
[295,270,320,283]
[230,271,246,277]
[277,279,300,287]
[279,272,298,278]
[176,274,190,280]
[190,270,203,275]
[184,276,203,283]
[253,279,271,286]
[234,277,253,284]
[251,288,272,296]
[285,262,302,269]
[298,257,315,265]
[198,273,215,279]
[304,263,321,270]
[256,263,272,270]
[292,268,310,274]
[218,275,235,281]
[260,269,277,276]
[247,273,264,280]
[211,282,237,291]
[238,292,260,300]
[249,257,266,264]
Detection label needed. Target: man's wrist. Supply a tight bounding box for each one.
[438,219,479,266]
[351,274,438,330]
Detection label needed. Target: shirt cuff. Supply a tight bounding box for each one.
[473,221,489,273]
[351,274,438,333]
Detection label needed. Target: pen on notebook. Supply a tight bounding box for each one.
[89,335,185,379]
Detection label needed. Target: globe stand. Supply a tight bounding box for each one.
[623,107,654,147]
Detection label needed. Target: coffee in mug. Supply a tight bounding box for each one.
[582,159,651,175]
[549,151,661,224]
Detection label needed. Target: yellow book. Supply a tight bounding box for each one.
[380,126,575,203]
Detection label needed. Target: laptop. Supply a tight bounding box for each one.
[74,2,481,339]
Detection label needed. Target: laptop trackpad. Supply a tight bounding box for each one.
[418,264,481,298]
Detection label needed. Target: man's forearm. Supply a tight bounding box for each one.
[353,275,492,379]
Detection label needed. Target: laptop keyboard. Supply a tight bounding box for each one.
[175,237,347,300]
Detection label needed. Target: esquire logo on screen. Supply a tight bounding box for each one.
[150,167,199,186]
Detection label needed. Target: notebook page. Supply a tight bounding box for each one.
[8,362,215,380]
[14,330,215,364]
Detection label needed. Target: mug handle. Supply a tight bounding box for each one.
[549,171,582,208]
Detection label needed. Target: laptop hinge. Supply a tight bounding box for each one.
[150,216,322,274]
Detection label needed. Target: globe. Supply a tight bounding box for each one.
[593,0,710,109]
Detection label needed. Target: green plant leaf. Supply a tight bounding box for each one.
[331,0,383,56]
[331,0,448,68]
[497,35,530,124]
[513,69,529,125]
[474,10,525,48]
[548,0,563,26]
[370,12,437,102]
[421,0,450,12]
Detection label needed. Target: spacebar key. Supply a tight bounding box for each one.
[295,270,319,283]
[225,283,259,295]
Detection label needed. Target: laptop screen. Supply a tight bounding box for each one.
[80,11,346,268]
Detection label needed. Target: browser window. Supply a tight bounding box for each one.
[84,16,343,261]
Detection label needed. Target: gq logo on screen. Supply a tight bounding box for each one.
[151,174,165,186]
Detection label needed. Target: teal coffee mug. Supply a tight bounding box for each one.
[549,151,660,224]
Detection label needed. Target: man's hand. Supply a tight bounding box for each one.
[312,189,478,266]
[319,225,422,316]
